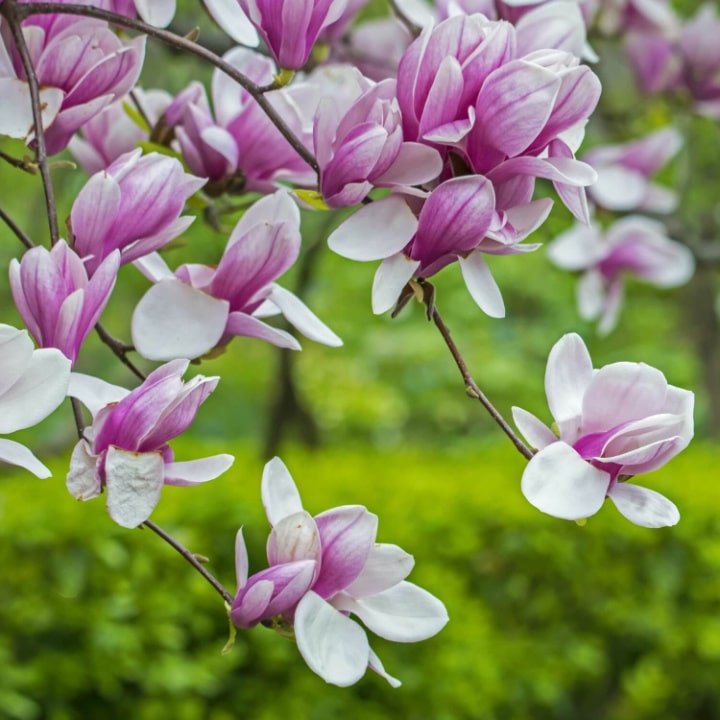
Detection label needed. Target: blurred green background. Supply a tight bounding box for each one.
[1,0,720,718]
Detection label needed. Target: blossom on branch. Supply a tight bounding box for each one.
[0,325,70,478]
[67,360,234,528]
[9,240,120,366]
[513,333,693,527]
[231,457,448,687]
[69,149,205,275]
[131,190,342,360]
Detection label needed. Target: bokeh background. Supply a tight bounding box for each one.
[1,0,720,718]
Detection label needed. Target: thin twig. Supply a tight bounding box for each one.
[70,397,85,440]
[0,148,36,173]
[95,323,147,381]
[143,520,234,605]
[16,2,320,175]
[0,205,35,249]
[389,0,422,37]
[2,0,60,244]
[429,300,535,461]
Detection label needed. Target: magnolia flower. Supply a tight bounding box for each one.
[9,240,120,366]
[70,149,205,275]
[67,360,234,528]
[0,325,71,478]
[104,0,177,27]
[513,333,693,527]
[582,127,683,213]
[132,190,341,360]
[547,216,695,334]
[231,457,449,687]
[0,8,145,154]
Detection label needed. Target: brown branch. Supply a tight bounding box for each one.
[143,520,234,605]
[428,297,535,461]
[0,205,35,249]
[16,2,320,175]
[1,0,60,244]
[95,322,147,381]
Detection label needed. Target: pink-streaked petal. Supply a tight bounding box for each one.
[231,189,300,245]
[225,312,301,350]
[512,406,557,451]
[609,483,680,528]
[0,438,52,479]
[295,591,369,687]
[328,196,418,261]
[334,581,449,642]
[66,440,101,499]
[521,442,610,520]
[544,332,593,433]
[373,142,443,187]
[344,543,415,598]
[104,447,165,528]
[231,580,274,628]
[132,280,229,361]
[267,510,321,566]
[235,528,249,590]
[68,372,129,417]
[368,647,402,688]
[457,252,505,318]
[0,347,70,434]
[163,454,235,485]
[266,285,342,347]
[372,254,420,315]
[262,456,304,526]
[313,506,379,599]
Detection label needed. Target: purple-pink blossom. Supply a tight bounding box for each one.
[67,360,234,528]
[9,240,119,366]
[69,149,205,275]
[231,457,448,687]
[513,333,694,527]
[132,190,341,360]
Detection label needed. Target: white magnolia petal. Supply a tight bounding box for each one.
[68,372,129,417]
[266,285,342,347]
[66,440,101,499]
[368,647,402,688]
[577,270,605,321]
[609,482,680,528]
[0,79,63,139]
[547,224,603,270]
[521,442,610,520]
[225,313,301,350]
[511,406,557,450]
[0,438,52,479]
[371,254,420,315]
[163,454,235,486]
[132,279,229,361]
[202,0,259,45]
[458,252,505,318]
[105,447,165,528]
[261,456,304,526]
[345,543,415,597]
[267,510,321,566]
[295,591,369,687]
[336,581,449,642]
[132,252,174,282]
[328,196,418,261]
[0,348,71,434]
[544,332,593,432]
[134,0,176,27]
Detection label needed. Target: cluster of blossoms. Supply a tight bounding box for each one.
[0,0,701,690]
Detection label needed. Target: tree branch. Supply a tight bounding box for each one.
[95,322,147,382]
[0,205,35,249]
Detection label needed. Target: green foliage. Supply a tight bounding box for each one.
[1,441,718,720]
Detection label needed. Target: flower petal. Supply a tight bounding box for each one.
[511,406,557,450]
[295,591,369,687]
[344,543,415,598]
[163,454,235,485]
[457,251,505,318]
[609,482,680,528]
[0,438,52,479]
[262,456,304,526]
[371,254,420,315]
[521,442,609,520]
[267,510,321,566]
[66,440,101,499]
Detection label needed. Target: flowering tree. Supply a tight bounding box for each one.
[0,0,710,697]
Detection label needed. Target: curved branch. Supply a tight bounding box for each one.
[0,205,35,249]
[1,0,60,244]
[16,2,320,175]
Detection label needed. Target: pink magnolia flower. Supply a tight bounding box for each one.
[0,5,145,154]
[582,127,683,213]
[315,77,442,207]
[231,457,449,687]
[103,0,177,27]
[67,360,234,528]
[237,0,351,70]
[0,324,70,478]
[69,88,172,174]
[547,215,694,334]
[69,149,205,275]
[9,240,120,367]
[165,47,314,195]
[131,190,341,360]
[513,333,693,527]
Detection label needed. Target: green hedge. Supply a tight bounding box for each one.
[1,441,719,720]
